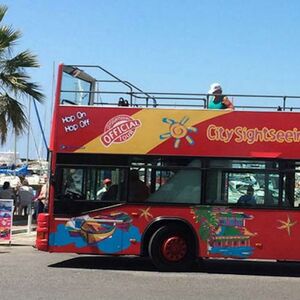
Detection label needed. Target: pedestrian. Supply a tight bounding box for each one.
[0,181,17,213]
[207,83,234,110]
[34,175,48,217]
[18,179,34,216]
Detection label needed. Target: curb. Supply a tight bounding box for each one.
[12,227,37,235]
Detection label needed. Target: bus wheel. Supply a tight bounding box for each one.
[148,225,195,271]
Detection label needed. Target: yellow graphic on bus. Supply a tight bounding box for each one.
[75,109,230,154]
[159,116,198,148]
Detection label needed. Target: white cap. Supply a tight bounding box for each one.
[208,83,222,94]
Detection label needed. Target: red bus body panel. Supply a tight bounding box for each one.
[46,205,300,261]
[54,106,300,159]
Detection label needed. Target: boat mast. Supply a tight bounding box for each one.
[26,96,31,164]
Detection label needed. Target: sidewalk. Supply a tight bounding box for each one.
[10,232,36,246]
[12,215,37,234]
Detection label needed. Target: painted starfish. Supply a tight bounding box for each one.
[277,215,297,236]
[139,207,153,221]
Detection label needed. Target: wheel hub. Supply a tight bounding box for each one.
[162,236,187,262]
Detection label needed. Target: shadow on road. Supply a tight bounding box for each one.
[49,256,157,271]
[199,259,300,277]
[49,256,300,277]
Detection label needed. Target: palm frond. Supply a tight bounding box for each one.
[0,73,44,103]
[0,113,7,144]
[0,25,21,52]
[0,72,28,91]
[19,81,45,102]
[0,93,27,144]
[2,50,40,73]
[0,5,8,24]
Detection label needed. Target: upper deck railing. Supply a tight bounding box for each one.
[59,64,300,112]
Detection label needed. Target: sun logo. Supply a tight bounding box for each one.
[159,116,197,148]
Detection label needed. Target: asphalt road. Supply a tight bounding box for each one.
[1,244,300,300]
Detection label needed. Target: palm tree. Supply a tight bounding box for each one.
[0,5,44,144]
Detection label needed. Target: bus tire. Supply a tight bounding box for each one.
[148,225,196,271]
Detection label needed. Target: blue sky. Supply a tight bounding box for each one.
[1,0,300,159]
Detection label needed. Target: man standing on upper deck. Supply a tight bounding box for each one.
[207,83,234,110]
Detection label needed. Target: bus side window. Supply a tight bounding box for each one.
[283,171,298,208]
[147,159,202,204]
[205,170,225,204]
[295,171,300,207]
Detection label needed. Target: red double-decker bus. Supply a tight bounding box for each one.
[36,64,300,271]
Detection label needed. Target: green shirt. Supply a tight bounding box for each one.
[208,95,227,109]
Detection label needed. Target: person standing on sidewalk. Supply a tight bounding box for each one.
[34,175,48,218]
[18,179,34,216]
[0,181,17,214]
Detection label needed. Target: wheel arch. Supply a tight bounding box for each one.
[140,217,199,257]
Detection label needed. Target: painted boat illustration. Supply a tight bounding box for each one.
[79,221,116,244]
[66,212,132,244]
